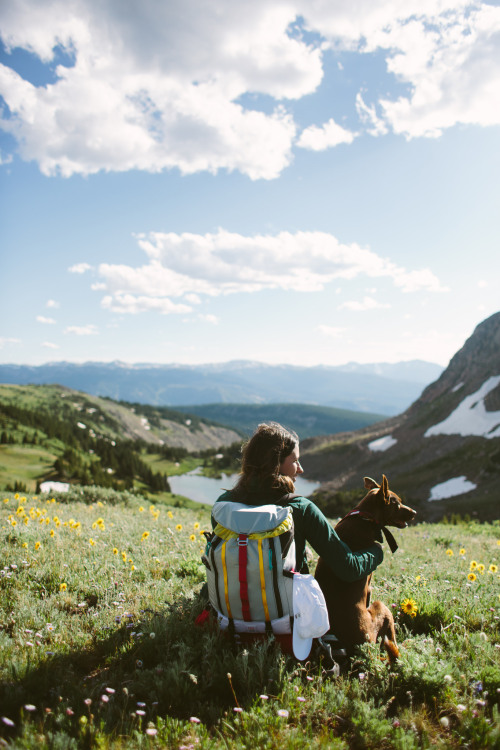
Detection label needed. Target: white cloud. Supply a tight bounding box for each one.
[296,118,356,150]
[36,315,56,324]
[68,262,92,274]
[0,151,13,166]
[355,93,388,137]
[199,313,219,324]
[0,0,312,179]
[64,324,98,335]
[339,296,390,311]
[366,4,500,138]
[0,1,498,178]
[92,229,446,314]
[101,294,192,315]
[42,341,59,349]
[46,299,60,308]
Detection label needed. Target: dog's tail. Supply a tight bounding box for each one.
[383,636,400,663]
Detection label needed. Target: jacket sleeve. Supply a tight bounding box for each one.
[298,499,383,582]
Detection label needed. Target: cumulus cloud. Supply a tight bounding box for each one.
[68,262,92,274]
[64,324,98,335]
[0,0,498,178]
[296,118,356,150]
[92,228,446,314]
[374,6,500,138]
[36,315,56,324]
[101,294,192,315]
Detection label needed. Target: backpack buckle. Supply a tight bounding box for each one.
[238,535,248,546]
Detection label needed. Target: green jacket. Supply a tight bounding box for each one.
[214,488,383,581]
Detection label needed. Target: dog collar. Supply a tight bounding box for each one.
[343,510,399,553]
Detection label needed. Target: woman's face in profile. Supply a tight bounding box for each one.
[279,445,303,480]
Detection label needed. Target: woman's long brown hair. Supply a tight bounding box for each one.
[232,421,299,498]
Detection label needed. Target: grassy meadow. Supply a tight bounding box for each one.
[0,487,499,749]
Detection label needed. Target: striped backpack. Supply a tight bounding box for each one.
[202,500,296,643]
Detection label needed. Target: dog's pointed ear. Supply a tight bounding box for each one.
[381,474,390,504]
[364,477,380,490]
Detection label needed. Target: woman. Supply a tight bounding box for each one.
[214,421,383,581]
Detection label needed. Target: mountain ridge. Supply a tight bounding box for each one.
[0,359,444,416]
[301,311,500,522]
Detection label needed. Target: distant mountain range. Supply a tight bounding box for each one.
[174,402,386,439]
[0,359,444,416]
[302,311,500,522]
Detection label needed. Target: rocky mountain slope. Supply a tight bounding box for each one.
[0,384,241,451]
[301,312,500,522]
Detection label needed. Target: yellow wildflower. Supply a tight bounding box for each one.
[60,582,67,591]
[89,538,95,546]
[489,564,498,574]
[141,531,150,541]
[468,572,477,582]
[50,529,55,537]
[167,511,173,519]
[190,534,196,542]
[477,564,485,574]
[459,548,466,555]
[470,560,477,571]
[194,522,200,530]
[139,506,144,513]
[35,541,41,550]
[112,547,119,555]
[446,549,453,556]
[401,598,418,617]
[176,524,183,531]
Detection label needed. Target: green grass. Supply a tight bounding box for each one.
[0,489,499,748]
[140,452,202,477]
[0,445,58,491]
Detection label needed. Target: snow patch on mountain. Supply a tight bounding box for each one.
[368,435,397,452]
[428,476,477,501]
[425,375,500,439]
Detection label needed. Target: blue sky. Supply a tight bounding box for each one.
[1,0,499,369]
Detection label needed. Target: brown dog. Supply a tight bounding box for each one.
[315,475,416,659]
